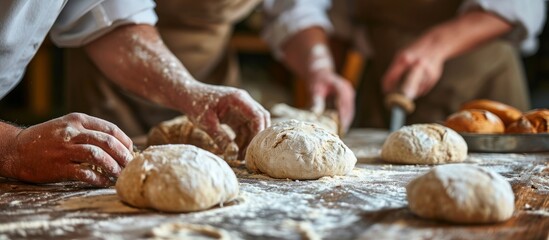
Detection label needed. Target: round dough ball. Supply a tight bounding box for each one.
[381,124,467,164]
[245,120,356,180]
[116,144,239,212]
[445,109,504,134]
[406,164,515,224]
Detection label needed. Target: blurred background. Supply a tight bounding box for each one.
[1,7,548,127]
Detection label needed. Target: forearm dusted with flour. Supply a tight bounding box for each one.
[282,27,334,80]
[84,24,270,157]
[83,24,197,113]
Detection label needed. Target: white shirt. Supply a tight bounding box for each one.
[0,0,157,99]
[263,0,546,58]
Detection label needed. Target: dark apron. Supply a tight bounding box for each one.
[350,0,530,127]
[65,0,259,137]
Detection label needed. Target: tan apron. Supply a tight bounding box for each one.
[65,0,260,137]
[350,0,530,128]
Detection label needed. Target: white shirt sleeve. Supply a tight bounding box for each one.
[262,0,333,58]
[460,0,546,55]
[50,0,158,47]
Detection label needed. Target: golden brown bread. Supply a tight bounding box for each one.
[445,109,505,134]
[460,99,522,126]
[506,109,549,133]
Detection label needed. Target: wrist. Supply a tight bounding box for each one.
[0,123,23,179]
[421,27,454,61]
[173,80,211,115]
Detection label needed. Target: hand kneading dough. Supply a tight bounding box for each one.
[406,164,515,224]
[245,120,356,180]
[381,124,467,164]
[116,144,239,212]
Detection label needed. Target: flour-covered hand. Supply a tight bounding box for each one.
[4,113,133,187]
[184,83,270,159]
[309,70,355,132]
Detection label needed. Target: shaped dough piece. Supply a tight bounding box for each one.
[116,144,239,212]
[406,164,515,224]
[147,116,238,162]
[245,120,356,180]
[381,124,467,164]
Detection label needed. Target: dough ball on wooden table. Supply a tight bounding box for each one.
[445,109,505,134]
[116,144,239,212]
[406,164,515,224]
[245,120,356,180]
[460,99,522,126]
[381,124,467,164]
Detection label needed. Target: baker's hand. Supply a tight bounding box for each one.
[382,37,446,99]
[184,83,270,159]
[6,113,133,187]
[309,69,355,132]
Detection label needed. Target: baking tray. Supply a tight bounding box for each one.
[460,133,549,153]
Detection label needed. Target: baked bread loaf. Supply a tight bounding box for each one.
[445,109,505,134]
[460,99,521,126]
[147,116,238,162]
[506,109,549,133]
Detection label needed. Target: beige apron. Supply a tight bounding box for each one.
[350,0,530,128]
[65,0,259,137]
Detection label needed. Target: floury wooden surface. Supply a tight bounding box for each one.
[0,129,548,239]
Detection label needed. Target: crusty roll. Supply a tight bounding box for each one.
[460,99,522,126]
[507,109,549,133]
[506,116,536,134]
[445,109,505,134]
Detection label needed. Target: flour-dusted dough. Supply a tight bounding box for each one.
[406,164,515,224]
[245,120,356,180]
[115,145,239,212]
[381,124,467,164]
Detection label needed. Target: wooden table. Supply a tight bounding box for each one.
[0,129,548,239]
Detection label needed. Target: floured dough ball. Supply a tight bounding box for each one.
[381,124,467,164]
[245,120,356,180]
[116,144,239,212]
[406,164,515,224]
